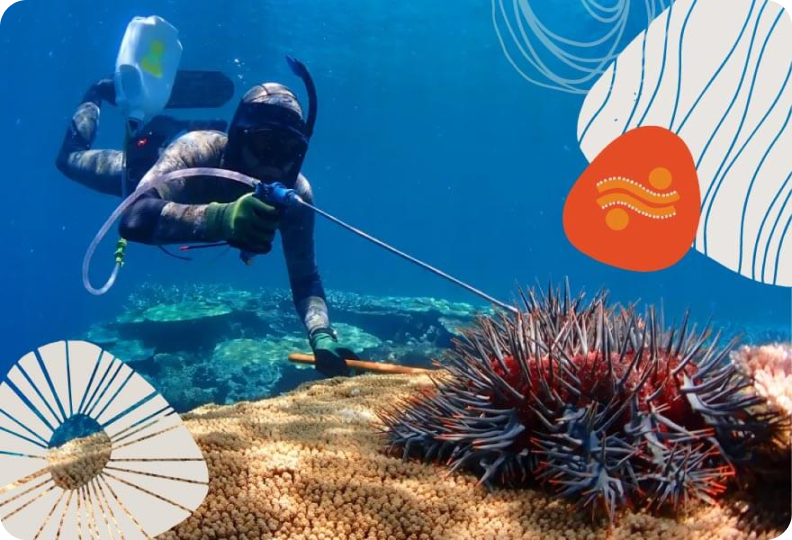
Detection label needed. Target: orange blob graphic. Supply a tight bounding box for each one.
[564,127,700,272]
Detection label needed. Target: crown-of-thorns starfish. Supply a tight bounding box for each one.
[378,281,785,522]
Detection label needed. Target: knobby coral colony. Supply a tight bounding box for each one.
[379,284,786,522]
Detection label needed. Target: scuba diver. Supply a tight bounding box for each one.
[56,65,360,378]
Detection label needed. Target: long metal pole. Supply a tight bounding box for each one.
[298,200,518,314]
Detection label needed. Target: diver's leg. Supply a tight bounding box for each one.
[56,80,127,197]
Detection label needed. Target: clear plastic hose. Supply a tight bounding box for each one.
[83,167,515,314]
[82,167,259,295]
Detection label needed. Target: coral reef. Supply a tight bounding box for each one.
[379,284,788,521]
[83,323,121,346]
[733,343,792,418]
[61,284,789,537]
[155,375,787,539]
[81,284,483,412]
[106,339,155,365]
[47,430,112,491]
[116,297,261,353]
[325,290,482,318]
[729,342,792,511]
[331,323,382,352]
[325,291,483,354]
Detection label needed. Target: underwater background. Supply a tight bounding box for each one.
[0,0,790,380]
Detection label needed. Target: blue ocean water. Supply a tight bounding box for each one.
[0,0,789,378]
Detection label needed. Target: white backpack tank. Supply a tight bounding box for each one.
[114,16,183,125]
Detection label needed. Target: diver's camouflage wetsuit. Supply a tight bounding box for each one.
[56,96,134,196]
[56,90,331,336]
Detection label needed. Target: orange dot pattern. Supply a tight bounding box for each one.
[563,127,701,272]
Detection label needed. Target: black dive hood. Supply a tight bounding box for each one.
[225,56,317,185]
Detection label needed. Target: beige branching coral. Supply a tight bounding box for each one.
[155,375,788,540]
[729,342,792,522]
[733,343,792,417]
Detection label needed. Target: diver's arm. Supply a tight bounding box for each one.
[120,189,224,245]
[280,175,332,335]
[55,79,128,197]
[121,131,228,244]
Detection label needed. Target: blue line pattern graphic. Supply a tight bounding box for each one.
[493,0,671,94]
[577,0,792,286]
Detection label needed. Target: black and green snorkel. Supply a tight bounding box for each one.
[225,56,317,188]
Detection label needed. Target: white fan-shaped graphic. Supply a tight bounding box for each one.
[0,341,208,539]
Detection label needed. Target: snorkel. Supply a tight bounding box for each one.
[225,56,317,188]
[287,55,317,139]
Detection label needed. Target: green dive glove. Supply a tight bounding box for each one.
[205,193,280,254]
[310,328,359,378]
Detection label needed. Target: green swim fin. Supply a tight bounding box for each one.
[166,70,235,109]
